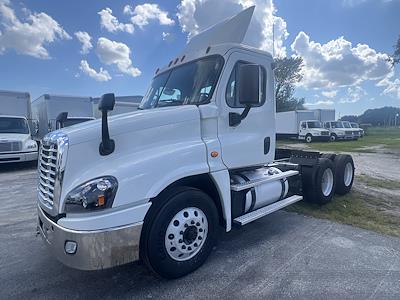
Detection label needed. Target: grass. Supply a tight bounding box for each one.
[278,127,400,153]
[286,190,400,237]
[358,174,400,190]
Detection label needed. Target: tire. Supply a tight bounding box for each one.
[330,134,337,142]
[332,154,354,195]
[140,187,219,278]
[305,134,313,143]
[302,158,336,204]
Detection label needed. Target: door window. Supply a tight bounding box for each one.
[225,61,266,108]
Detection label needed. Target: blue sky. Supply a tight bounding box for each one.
[0,0,399,117]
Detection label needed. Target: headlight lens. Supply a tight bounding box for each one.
[26,142,37,150]
[64,176,118,213]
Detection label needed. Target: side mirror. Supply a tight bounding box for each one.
[98,93,115,156]
[238,64,261,106]
[98,93,115,112]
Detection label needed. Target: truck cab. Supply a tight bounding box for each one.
[324,121,354,141]
[36,6,355,278]
[299,120,330,143]
[0,115,38,163]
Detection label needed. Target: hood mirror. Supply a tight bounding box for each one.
[98,93,115,156]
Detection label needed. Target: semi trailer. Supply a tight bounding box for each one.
[0,90,38,163]
[276,110,330,142]
[31,94,94,141]
[36,7,355,278]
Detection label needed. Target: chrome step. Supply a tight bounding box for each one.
[233,195,303,226]
[230,170,299,191]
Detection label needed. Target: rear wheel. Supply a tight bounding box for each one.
[141,187,218,278]
[333,154,354,195]
[302,158,336,204]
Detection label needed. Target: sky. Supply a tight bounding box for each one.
[0,0,399,117]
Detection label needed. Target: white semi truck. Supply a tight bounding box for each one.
[31,94,94,141]
[0,90,38,163]
[276,110,330,143]
[36,7,355,278]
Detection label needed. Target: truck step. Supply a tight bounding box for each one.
[233,195,303,226]
[230,170,299,191]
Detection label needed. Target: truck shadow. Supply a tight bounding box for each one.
[0,161,37,173]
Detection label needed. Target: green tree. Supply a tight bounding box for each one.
[274,57,305,112]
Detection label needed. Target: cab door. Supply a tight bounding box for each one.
[216,50,275,169]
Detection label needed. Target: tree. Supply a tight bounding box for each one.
[274,57,305,112]
[389,36,400,66]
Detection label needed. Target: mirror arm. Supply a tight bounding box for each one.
[99,109,115,156]
[229,105,251,127]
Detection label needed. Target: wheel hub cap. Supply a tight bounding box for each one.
[165,207,208,261]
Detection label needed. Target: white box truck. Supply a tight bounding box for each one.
[32,94,94,141]
[312,109,335,123]
[0,90,38,163]
[276,110,330,143]
[36,7,355,278]
[92,95,143,118]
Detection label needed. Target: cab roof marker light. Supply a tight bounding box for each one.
[174,58,179,64]
[155,68,160,74]
[206,46,211,54]
[181,55,185,62]
[168,60,173,67]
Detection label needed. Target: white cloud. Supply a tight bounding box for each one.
[96,37,141,77]
[162,31,170,40]
[305,100,334,106]
[340,86,367,103]
[124,3,174,28]
[98,8,134,34]
[79,60,111,82]
[291,31,392,89]
[74,31,92,54]
[377,74,400,98]
[0,0,71,59]
[177,0,288,57]
[321,90,338,98]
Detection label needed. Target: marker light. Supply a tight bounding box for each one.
[65,241,77,254]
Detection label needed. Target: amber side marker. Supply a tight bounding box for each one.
[211,151,219,158]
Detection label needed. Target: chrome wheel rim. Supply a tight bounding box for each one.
[306,136,312,143]
[344,162,353,186]
[321,168,334,196]
[165,207,208,261]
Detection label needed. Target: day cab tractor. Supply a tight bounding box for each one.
[36,7,355,278]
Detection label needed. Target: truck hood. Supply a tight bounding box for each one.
[60,105,201,146]
[0,133,31,143]
[309,128,329,133]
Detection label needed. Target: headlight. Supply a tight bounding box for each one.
[26,141,37,150]
[64,176,118,213]
[313,132,321,136]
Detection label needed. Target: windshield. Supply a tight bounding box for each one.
[331,121,343,128]
[139,56,224,109]
[307,121,322,128]
[351,123,358,128]
[0,117,29,134]
[343,122,352,128]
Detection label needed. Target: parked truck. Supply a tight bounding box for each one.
[276,110,330,143]
[323,121,357,141]
[92,95,143,119]
[0,90,38,163]
[36,7,355,278]
[31,94,94,141]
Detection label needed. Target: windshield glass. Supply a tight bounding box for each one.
[351,123,358,128]
[307,121,322,128]
[139,56,223,109]
[343,122,352,128]
[331,121,343,128]
[0,117,29,134]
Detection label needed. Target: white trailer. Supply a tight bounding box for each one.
[0,90,31,119]
[32,94,94,141]
[37,7,355,279]
[312,109,335,123]
[92,95,142,118]
[276,110,330,142]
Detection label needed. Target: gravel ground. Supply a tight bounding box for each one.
[1,163,400,299]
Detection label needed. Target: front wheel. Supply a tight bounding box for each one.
[305,134,313,143]
[141,187,219,278]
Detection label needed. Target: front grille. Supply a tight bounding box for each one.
[38,143,58,209]
[0,141,22,152]
[345,131,352,135]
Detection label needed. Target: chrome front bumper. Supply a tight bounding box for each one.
[37,205,143,270]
